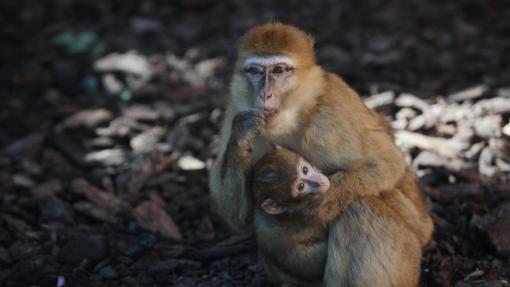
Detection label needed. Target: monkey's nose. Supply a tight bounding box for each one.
[261,93,272,102]
[305,180,321,188]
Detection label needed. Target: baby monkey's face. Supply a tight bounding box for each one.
[252,146,330,217]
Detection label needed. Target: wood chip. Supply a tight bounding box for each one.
[396,130,468,158]
[436,123,457,137]
[497,87,510,98]
[439,102,472,124]
[1,213,31,233]
[61,109,113,129]
[364,91,395,109]
[70,178,129,213]
[463,268,484,281]
[12,174,35,188]
[84,149,127,166]
[408,114,427,131]
[73,201,118,223]
[473,97,510,116]
[1,133,45,157]
[464,142,485,160]
[478,146,497,177]
[30,180,62,199]
[448,84,487,102]
[123,105,161,121]
[130,127,165,154]
[473,114,502,139]
[489,137,510,161]
[395,107,417,121]
[122,151,174,194]
[413,150,470,171]
[395,93,430,111]
[503,121,510,137]
[133,201,182,240]
[177,155,205,171]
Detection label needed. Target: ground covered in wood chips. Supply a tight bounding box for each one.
[1,1,510,286]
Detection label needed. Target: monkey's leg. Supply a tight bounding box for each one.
[391,169,434,246]
[209,153,252,230]
[324,199,421,287]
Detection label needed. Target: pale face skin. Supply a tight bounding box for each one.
[292,157,330,198]
[242,55,296,122]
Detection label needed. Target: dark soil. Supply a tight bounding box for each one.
[1,1,509,286]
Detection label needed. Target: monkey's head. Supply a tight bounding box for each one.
[232,22,317,126]
[252,145,330,220]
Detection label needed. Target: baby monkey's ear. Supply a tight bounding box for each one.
[261,198,287,215]
[269,142,283,151]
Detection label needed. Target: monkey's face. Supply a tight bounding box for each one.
[241,55,297,122]
[233,23,316,127]
[252,147,330,218]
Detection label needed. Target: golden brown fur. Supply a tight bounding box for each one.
[241,22,316,69]
[252,147,299,203]
[252,147,328,286]
[252,148,433,286]
[209,23,433,286]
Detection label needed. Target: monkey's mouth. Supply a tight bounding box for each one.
[264,109,279,118]
[264,109,279,125]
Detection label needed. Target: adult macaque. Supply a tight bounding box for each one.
[252,146,433,286]
[209,22,406,229]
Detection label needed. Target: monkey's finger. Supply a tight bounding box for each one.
[238,138,254,153]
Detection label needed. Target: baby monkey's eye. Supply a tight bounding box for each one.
[298,182,305,191]
[302,166,308,175]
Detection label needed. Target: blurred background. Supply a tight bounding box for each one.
[0,0,509,286]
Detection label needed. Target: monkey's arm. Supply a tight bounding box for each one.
[317,130,406,223]
[209,109,265,231]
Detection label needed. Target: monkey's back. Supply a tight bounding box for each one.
[380,168,434,246]
[322,169,432,286]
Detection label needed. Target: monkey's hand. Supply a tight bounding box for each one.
[228,109,266,154]
[316,158,405,224]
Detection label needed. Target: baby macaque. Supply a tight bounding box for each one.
[252,145,433,287]
[252,145,330,286]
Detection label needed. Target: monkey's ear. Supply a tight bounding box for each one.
[269,142,283,151]
[260,198,287,215]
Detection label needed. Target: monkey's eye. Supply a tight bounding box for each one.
[244,66,264,75]
[302,166,308,175]
[297,182,305,191]
[272,64,289,74]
